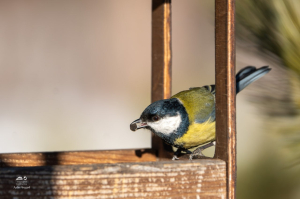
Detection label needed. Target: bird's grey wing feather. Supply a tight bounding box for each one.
[193,86,216,123]
[236,66,271,93]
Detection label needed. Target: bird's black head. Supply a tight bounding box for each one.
[141,98,181,123]
[130,98,189,145]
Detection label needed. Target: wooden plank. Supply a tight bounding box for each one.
[0,150,156,168]
[214,0,236,199]
[151,0,173,159]
[0,159,226,199]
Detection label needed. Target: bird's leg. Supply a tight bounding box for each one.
[172,148,182,160]
[172,148,192,160]
[183,149,192,154]
[189,141,216,160]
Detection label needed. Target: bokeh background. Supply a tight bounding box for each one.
[0,0,300,198]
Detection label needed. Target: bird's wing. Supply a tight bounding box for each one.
[236,66,271,93]
[190,85,215,92]
[171,86,215,124]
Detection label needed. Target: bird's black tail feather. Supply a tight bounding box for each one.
[236,66,271,94]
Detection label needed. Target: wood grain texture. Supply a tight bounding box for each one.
[152,0,172,103]
[151,0,173,158]
[0,159,226,199]
[214,0,236,199]
[0,150,157,168]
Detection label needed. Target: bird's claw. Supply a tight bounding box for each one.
[189,141,216,160]
[189,151,205,160]
[172,155,179,161]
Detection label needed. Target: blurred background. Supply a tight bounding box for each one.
[0,0,300,198]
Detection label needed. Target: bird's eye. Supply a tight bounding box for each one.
[152,115,160,122]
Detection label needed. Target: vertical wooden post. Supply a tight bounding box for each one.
[151,0,172,158]
[214,0,236,199]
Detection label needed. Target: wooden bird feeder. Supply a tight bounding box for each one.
[0,0,236,198]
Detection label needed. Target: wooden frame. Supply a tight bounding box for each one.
[214,0,236,198]
[0,0,236,198]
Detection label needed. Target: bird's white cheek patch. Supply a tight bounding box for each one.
[148,114,181,135]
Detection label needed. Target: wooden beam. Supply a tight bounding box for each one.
[0,150,156,168]
[152,0,172,103]
[214,0,236,199]
[0,159,226,198]
[151,0,173,159]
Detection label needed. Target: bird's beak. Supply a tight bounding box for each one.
[130,119,148,131]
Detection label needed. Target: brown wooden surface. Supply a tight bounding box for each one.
[0,150,156,168]
[151,0,173,159]
[214,0,236,199]
[0,159,226,199]
[152,0,171,102]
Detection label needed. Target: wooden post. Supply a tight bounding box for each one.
[151,0,173,159]
[151,0,171,103]
[214,0,236,199]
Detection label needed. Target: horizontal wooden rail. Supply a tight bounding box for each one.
[0,150,156,168]
[0,159,226,198]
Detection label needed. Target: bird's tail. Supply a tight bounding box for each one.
[236,66,271,94]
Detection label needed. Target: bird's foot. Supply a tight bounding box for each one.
[172,155,180,161]
[172,149,192,160]
[189,150,205,160]
[189,141,216,160]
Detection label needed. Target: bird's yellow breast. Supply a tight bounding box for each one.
[174,119,215,149]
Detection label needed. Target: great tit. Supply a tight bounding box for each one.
[130,66,271,160]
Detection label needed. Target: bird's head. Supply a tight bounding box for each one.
[130,98,189,140]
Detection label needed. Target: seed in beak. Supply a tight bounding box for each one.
[130,119,148,131]
[130,123,138,131]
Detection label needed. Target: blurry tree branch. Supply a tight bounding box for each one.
[236,0,300,166]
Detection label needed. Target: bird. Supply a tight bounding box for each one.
[130,66,271,160]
